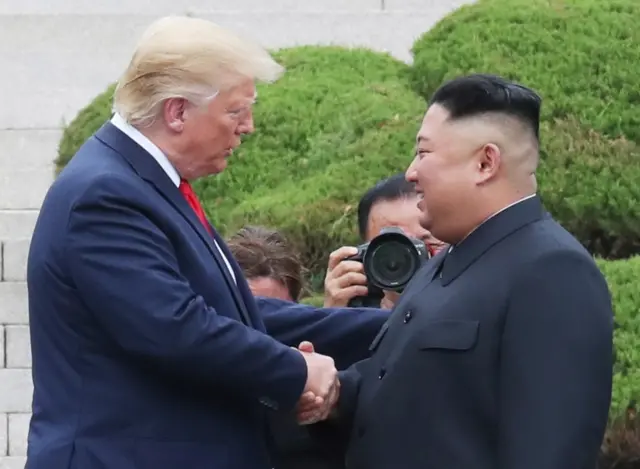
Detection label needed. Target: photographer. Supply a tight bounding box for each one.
[324,173,447,309]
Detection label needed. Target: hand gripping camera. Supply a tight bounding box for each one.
[344,226,432,308]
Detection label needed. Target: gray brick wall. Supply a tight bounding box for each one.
[0,239,33,466]
[0,1,474,466]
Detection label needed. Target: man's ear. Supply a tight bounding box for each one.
[163,97,187,133]
[475,143,502,185]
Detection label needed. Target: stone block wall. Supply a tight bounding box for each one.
[1,241,33,468]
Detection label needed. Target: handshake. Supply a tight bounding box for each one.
[296,341,340,425]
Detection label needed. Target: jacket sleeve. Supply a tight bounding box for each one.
[258,296,389,370]
[498,250,614,468]
[304,359,367,451]
[64,174,307,412]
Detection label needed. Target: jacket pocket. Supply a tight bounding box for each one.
[417,319,479,351]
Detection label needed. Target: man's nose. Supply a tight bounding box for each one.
[405,159,418,181]
[238,113,254,135]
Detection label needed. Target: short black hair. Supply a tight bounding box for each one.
[357,173,416,240]
[429,73,542,140]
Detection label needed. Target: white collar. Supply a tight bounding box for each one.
[110,113,181,187]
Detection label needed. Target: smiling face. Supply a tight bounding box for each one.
[405,104,487,244]
[163,77,257,180]
[405,74,542,245]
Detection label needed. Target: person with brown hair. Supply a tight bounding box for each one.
[227,225,306,302]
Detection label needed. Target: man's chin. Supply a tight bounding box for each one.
[209,158,229,175]
[419,216,433,232]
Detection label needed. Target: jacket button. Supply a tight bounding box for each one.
[403,310,413,323]
[378,367,386,379]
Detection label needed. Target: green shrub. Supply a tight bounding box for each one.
[410,0,640,259]
[56,84,116,173]
[55,46,425,272]
[300,294,325,308]
[598,256,640,468]
[598,256,640,421]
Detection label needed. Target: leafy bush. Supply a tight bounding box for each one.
[599,256,640,420]
[300,294,324,308]
[598,257,640,466]
[56,84,116,173]
[410,0,640,259]
[55,46,425,272]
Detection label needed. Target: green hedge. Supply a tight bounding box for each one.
[601,256,640,421]
[55,46,425,272]
[410,0,640,259]
[598,256,640,468]
[56,84,116,172]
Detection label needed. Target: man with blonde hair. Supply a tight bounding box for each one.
[26,16,340,469]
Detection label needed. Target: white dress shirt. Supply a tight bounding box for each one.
[111,113,236,282]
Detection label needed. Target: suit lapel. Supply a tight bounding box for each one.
[95,122,254,327]
[209,225,259,329]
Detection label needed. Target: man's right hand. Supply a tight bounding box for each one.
[297,341,340,424]
[298,344,338,404]
[324,246,369,307]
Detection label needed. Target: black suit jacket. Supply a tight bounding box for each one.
[330,196,614,469]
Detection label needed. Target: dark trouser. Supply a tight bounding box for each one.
[272,451,345,469]
[268,414,347,469]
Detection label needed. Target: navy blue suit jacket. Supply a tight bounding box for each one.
[25,122,388,469]
[255,297,387,371]
[324,196,614,469]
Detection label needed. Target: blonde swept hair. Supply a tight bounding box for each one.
[113,16,284,127]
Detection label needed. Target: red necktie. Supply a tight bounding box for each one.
[179,179,212,234]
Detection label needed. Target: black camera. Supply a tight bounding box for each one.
[344,226,431,308]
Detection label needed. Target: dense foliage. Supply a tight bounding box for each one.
[56,84,116,173]
[410,0,640,258]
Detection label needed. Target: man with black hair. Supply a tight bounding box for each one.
[355,173,445,246]
[324,173,446,309]
[300,74,613,469]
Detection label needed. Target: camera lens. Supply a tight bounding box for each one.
[367,240,418,290]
